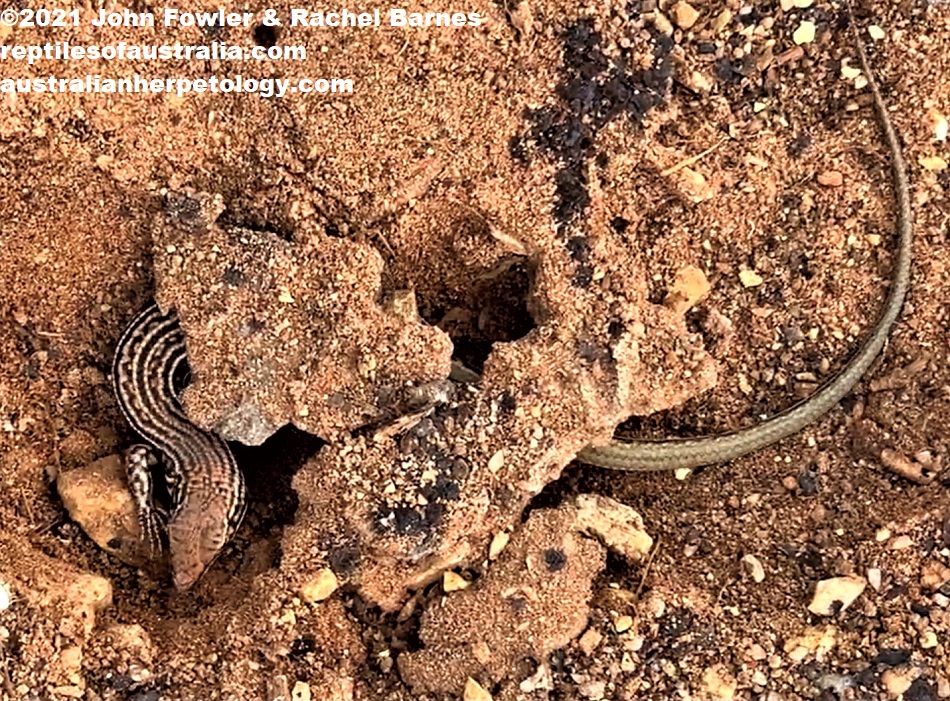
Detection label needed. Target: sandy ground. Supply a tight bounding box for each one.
[1,1,949,699]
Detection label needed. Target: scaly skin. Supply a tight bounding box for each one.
[112,303,247,589]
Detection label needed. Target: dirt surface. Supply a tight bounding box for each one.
[2,0,950,700]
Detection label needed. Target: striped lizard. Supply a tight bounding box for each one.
[112,303,246,590]
[111,5,910,586]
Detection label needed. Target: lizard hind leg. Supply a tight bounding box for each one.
[124,444,167,558]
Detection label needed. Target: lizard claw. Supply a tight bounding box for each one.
[124,444,166,559]
[138,509,166,558]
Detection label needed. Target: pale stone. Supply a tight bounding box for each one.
[793,21,816,45]
[292,681,311,701]
[614,615,633,633]
[574,494,653,562]
[487,449,505,473]
[300,569,339,603]
[808,576,866,616]
[671,1,700,29]
[739,269,764,288]
[463,677,493,701]
[702,664,738,700]
[578,627,603,655]
[742,554,766,583]
[443,571,470,592]
[488,531,510,560]
[665,265,711,314]
[881,669,913,698]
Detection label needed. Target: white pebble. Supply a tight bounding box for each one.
[742,554,766,583]
[793,21,816,45]
[808,576,866,616]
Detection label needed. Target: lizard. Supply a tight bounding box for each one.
[110,3,910,585]
[112,302,247,590]
[577,2,913,472]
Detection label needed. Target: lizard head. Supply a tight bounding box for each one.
[166,494,246,590]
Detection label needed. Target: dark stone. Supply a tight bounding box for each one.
[222,266,244,286]
[289,634,317,660]
[543,548,567,571]
[905,678,937,701]
[873,648,911,667]
[797,467,820,496]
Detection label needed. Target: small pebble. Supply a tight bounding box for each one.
[868,25,886,40]
[300,569,339,603]
[291,681,311,701]
[929,108,948,141]
[579,680,606,700]
[487,449,505,473]
[463,677,493,701]
[614,615,633,633]
[702,664,738,700]
[268,675,290,701]
[59,646,83,682]
[443,571,470,592]
[817,171,843,187]
[671,1,700,29]
[742,554,766,583]
[797,468,820,496]
[652,10,673,35]
[128,664,150,683]
[0,580,10,611]
[488,531,510,560]
[808,576,867,616]
[664,265,710,314]
[712,9,732,33]
[793,21,816,45]
[881,669,913,699]
[867,568,882,591]
[890,535,914,550]
[921,561,950,591]
[841,64,862,80]
[739,269,764,288]
[573,494,653,562]
[919,155,948,172]
[578,627,603,656]
[920,630,938,649]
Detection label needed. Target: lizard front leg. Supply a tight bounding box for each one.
[123,444,167,557]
